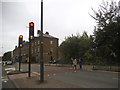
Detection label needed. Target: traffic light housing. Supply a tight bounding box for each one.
[29,22,34,39]
[19,35,23,48]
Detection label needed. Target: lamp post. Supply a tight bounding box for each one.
[40,0,44,82]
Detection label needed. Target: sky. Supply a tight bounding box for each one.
[0,0,119,56]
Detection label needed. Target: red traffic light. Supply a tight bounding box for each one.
[29,22,34,27]
[19,35,23,38]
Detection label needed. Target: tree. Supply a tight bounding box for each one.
[91,0,120,65]
[2,51,12,61]
[60,32,93,64]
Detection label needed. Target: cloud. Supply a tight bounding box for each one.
[1,0,104,56]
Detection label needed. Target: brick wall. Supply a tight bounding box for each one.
[13,35,59,63]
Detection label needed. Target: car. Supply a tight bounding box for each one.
[49,60,53,64]
[0,61,2,64]
[3,61,7,65]
[52,59,60,64]
[6,61,13,65]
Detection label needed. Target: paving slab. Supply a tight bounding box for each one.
[8,73,83,88]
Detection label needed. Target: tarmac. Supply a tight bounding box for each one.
[5,64,119,88]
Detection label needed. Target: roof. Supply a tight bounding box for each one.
[43,34,58,39]
[36,33,58,39]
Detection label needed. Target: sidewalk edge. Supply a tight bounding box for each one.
[7,75,19,88]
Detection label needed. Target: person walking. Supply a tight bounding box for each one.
[78,58,82,69]
[72,58,77,70]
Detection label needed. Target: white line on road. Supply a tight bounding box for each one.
[53,74,56,76]
[112,78,119,80]
[2,79,8,81]
[5,67,15,71]
[3,80,7,83]
[48,74,50,77]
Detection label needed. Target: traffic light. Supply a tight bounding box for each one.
[29,22,34,39]
[19,35,23,48]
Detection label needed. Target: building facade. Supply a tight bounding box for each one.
[13,31,59,63]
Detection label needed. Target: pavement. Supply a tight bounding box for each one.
[7,67,83,88]
[8,73,83,88]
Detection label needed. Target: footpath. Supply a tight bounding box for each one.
[8,73,83,88]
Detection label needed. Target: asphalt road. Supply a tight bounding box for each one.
[2,63,119,88]
[51,70,119,88]
[18,63,119,88]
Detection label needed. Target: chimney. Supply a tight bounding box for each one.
[45,32,49,35]
[37,30,41,37]
[15,46,17,49]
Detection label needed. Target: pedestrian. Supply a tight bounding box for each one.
[72,58,77,70]
[78,58,82,69]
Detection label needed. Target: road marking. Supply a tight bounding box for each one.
[53,74,56,76]
[112,78,119,80]
[3,80,7,83]
[97,70,120,74]
[47,74,50,77]
[32,72,40,75]
[5,67,15,71]
[2,78,8,82]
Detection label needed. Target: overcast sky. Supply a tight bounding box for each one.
[0,0,119,56]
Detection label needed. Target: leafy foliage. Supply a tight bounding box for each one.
[2,51,12,61]
[91,0,120,65]
[60,32,93,64]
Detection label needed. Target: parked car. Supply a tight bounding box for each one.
[49,59,60,64]
[3,61,7,65]
[49,60,53,64]
[5,61,12,65]
[6,61,13,65]
[0,61,2,64]
[53,59,60,64]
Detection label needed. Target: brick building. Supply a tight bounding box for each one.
[13,30,59,63]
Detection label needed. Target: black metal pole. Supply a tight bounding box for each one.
[28,36,31,77]
[29,36,31,77]
[40,0,44,82]
[19,47,21,72]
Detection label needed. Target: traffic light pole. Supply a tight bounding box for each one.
[18,35,23,72]
[28,22,34,77]
[19,47,21,72]
[40,0,44,82]
[28,37,31,77]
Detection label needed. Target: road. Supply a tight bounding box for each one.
[18,63,119,88]
[51,70,119,88]
[2,63,119,88]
